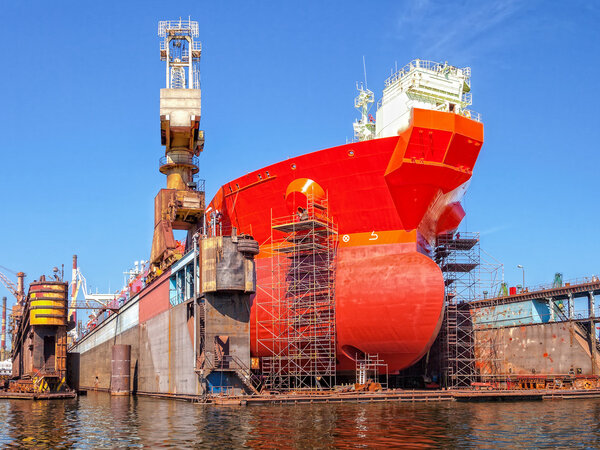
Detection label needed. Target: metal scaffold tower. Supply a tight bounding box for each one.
[257,196,338,390]
[435,231,502,388]
[356,354,388,389]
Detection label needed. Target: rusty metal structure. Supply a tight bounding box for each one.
[434,229,600,390]
[150,19,205,279]
[0,269,26,359]
[469,276,600,388]
[257,196,338,390]
[9,276,71,393]
[195,232,261,395]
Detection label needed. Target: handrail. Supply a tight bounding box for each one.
[205,354,262,389]
[495,276,600,299]
[158,19,199,37]
[159,155,199,168]
[384,59,471,88]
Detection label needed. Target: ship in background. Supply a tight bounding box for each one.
[209,59,483,374]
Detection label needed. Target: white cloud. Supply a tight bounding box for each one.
[394,0,527,62]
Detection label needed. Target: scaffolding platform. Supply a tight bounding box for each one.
[272,218,331,234]
[441,262,478,273]
[275,242,329,253]
[436,236,479,251]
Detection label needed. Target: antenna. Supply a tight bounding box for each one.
[362,55,368,88]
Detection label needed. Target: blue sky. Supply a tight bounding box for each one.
[1,0,599,310]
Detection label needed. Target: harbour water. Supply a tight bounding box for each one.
[1,393,600,448]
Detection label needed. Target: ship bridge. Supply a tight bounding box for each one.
[375,59,479,139]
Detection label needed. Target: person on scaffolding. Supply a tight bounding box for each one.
[297,207,309,221]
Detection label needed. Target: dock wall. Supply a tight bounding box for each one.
[72,299,201,396]
[474,321,600,376]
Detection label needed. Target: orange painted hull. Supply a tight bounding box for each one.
[209,109,483,372]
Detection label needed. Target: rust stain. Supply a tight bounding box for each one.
[542,352,554,363]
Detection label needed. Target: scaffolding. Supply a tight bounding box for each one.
[435,231,503,388]
[257,196,338,390]
[356,354,388,389]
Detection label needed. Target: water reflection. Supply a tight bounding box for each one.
[1,394,600,448]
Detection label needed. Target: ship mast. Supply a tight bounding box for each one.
[352,83,375,142]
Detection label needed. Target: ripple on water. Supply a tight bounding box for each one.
[2,394,600,448]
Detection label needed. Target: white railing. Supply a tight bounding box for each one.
[384,59,471,88]
[462,109,481,122]
[158,19,199,37]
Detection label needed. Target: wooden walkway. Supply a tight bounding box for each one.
[74,387,600,405]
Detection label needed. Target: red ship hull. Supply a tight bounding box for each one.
[209,109,483,373]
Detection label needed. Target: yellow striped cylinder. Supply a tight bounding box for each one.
[29,281,68,326]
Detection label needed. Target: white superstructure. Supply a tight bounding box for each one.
[0,358,11,376]
[373,59,478,139]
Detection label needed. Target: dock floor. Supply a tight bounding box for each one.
[79,386,600,405]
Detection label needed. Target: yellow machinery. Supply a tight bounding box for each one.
[10,277,69,393]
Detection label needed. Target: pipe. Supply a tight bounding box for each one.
[16,272,25,305]
[193,233,198,372]
[70,255,77,323]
